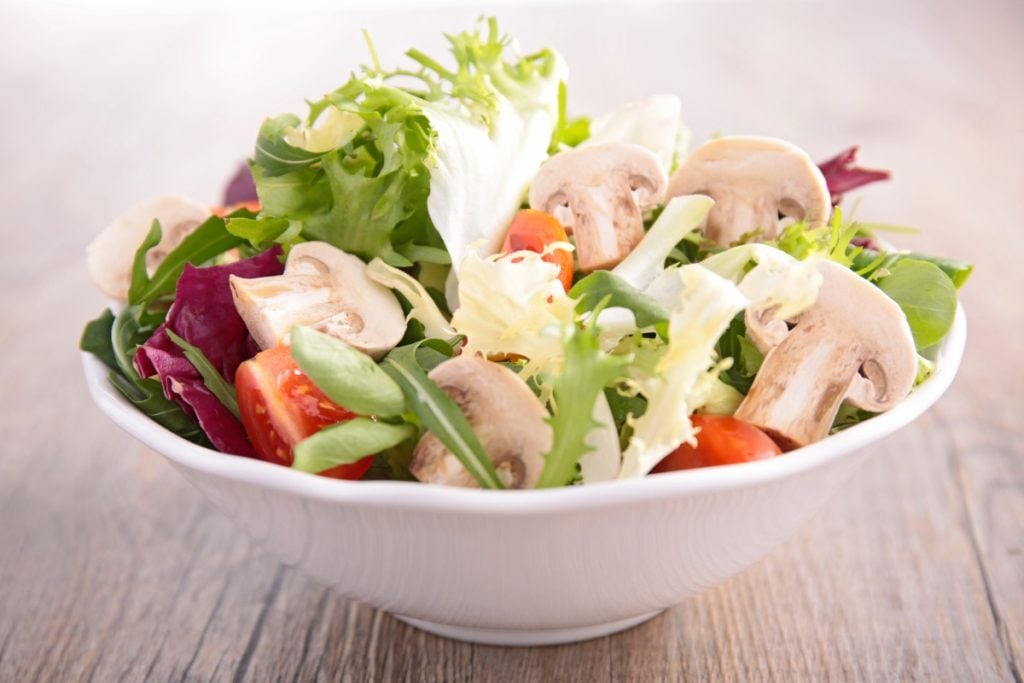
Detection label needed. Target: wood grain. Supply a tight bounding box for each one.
[1,2,1021,681]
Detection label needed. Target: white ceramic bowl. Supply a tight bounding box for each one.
[82,307,966,646]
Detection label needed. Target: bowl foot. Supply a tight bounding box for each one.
[392,610,663,646]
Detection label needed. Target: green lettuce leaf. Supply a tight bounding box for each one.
[245,18,564,273]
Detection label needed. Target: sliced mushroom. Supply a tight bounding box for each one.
[230,241,405,359]
[529,142,667,273]
[410,356,551,489]
[734,260,917,449]
[87,196,209,299]
[666,136,831,246]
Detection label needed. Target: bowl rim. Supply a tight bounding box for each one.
[81,305,966,515]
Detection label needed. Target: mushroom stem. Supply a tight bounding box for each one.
[733,259,917,449]
[410,356,551,488]
[734,326,863,449]
[528,142,667,273]
[572,184,645,272]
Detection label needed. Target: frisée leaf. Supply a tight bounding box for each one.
[535,318,629,488]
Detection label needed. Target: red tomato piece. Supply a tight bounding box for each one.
[235,344,372,480]
[650,415,782,473]
[501,209,574,291]
[212,200,261,217]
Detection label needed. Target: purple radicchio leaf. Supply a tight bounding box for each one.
[135,246,284,455]
[223,162,259,206]
[818,146,891,204]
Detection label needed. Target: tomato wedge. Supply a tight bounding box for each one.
[651,414,782,473]
[235,344,372,480]
[501,209,574,291]
[212,200,261,217]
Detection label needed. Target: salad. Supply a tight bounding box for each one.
[80,19,971,489]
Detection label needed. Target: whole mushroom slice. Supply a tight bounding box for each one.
[87,196,209,299]
[666,136,831,246]
[529,142,667,273]
[411,356,551,489]
[733,260,917,449]
[230,241,405,359]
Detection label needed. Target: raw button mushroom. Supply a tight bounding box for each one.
[734,260,917,449]
[87,196,209,299]
[230,241,405,359]
[666,136,831,246]
[529,142,667,273]
[411,356,551,489]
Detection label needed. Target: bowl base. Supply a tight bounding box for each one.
[392,610,663,646]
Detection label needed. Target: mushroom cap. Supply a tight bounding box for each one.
[410,356,551,489]
[736,260,917,447]
[528,142,667,272]
[529,142,667,223]
[230,241,406,359]
[87,196,209,299]
[666,136,831,246]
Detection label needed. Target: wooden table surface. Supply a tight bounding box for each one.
[2,2,1021,680]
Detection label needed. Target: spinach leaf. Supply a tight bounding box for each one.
[292,418,416,474]
[852,248,974,289]
[569,271,670,329]
[289,326,406,417]
[876,259,957,350]
[715,313,764,395]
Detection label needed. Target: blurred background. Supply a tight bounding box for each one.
[1,1,1021,679]
[2,0,1020,320]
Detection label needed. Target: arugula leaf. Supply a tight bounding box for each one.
[127,220,163,303]
[876,259,957,350]
[106,372,209,446]
[535,322,629,489]
[111,304,155,380]
[289,326,407,417]
[132,214,246,309]
[79,309,120,373]
[81,307,208,445]
[292,418,416,474]
[569,271,670,329]
[381,341,505,489]
[166,330,240,420]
